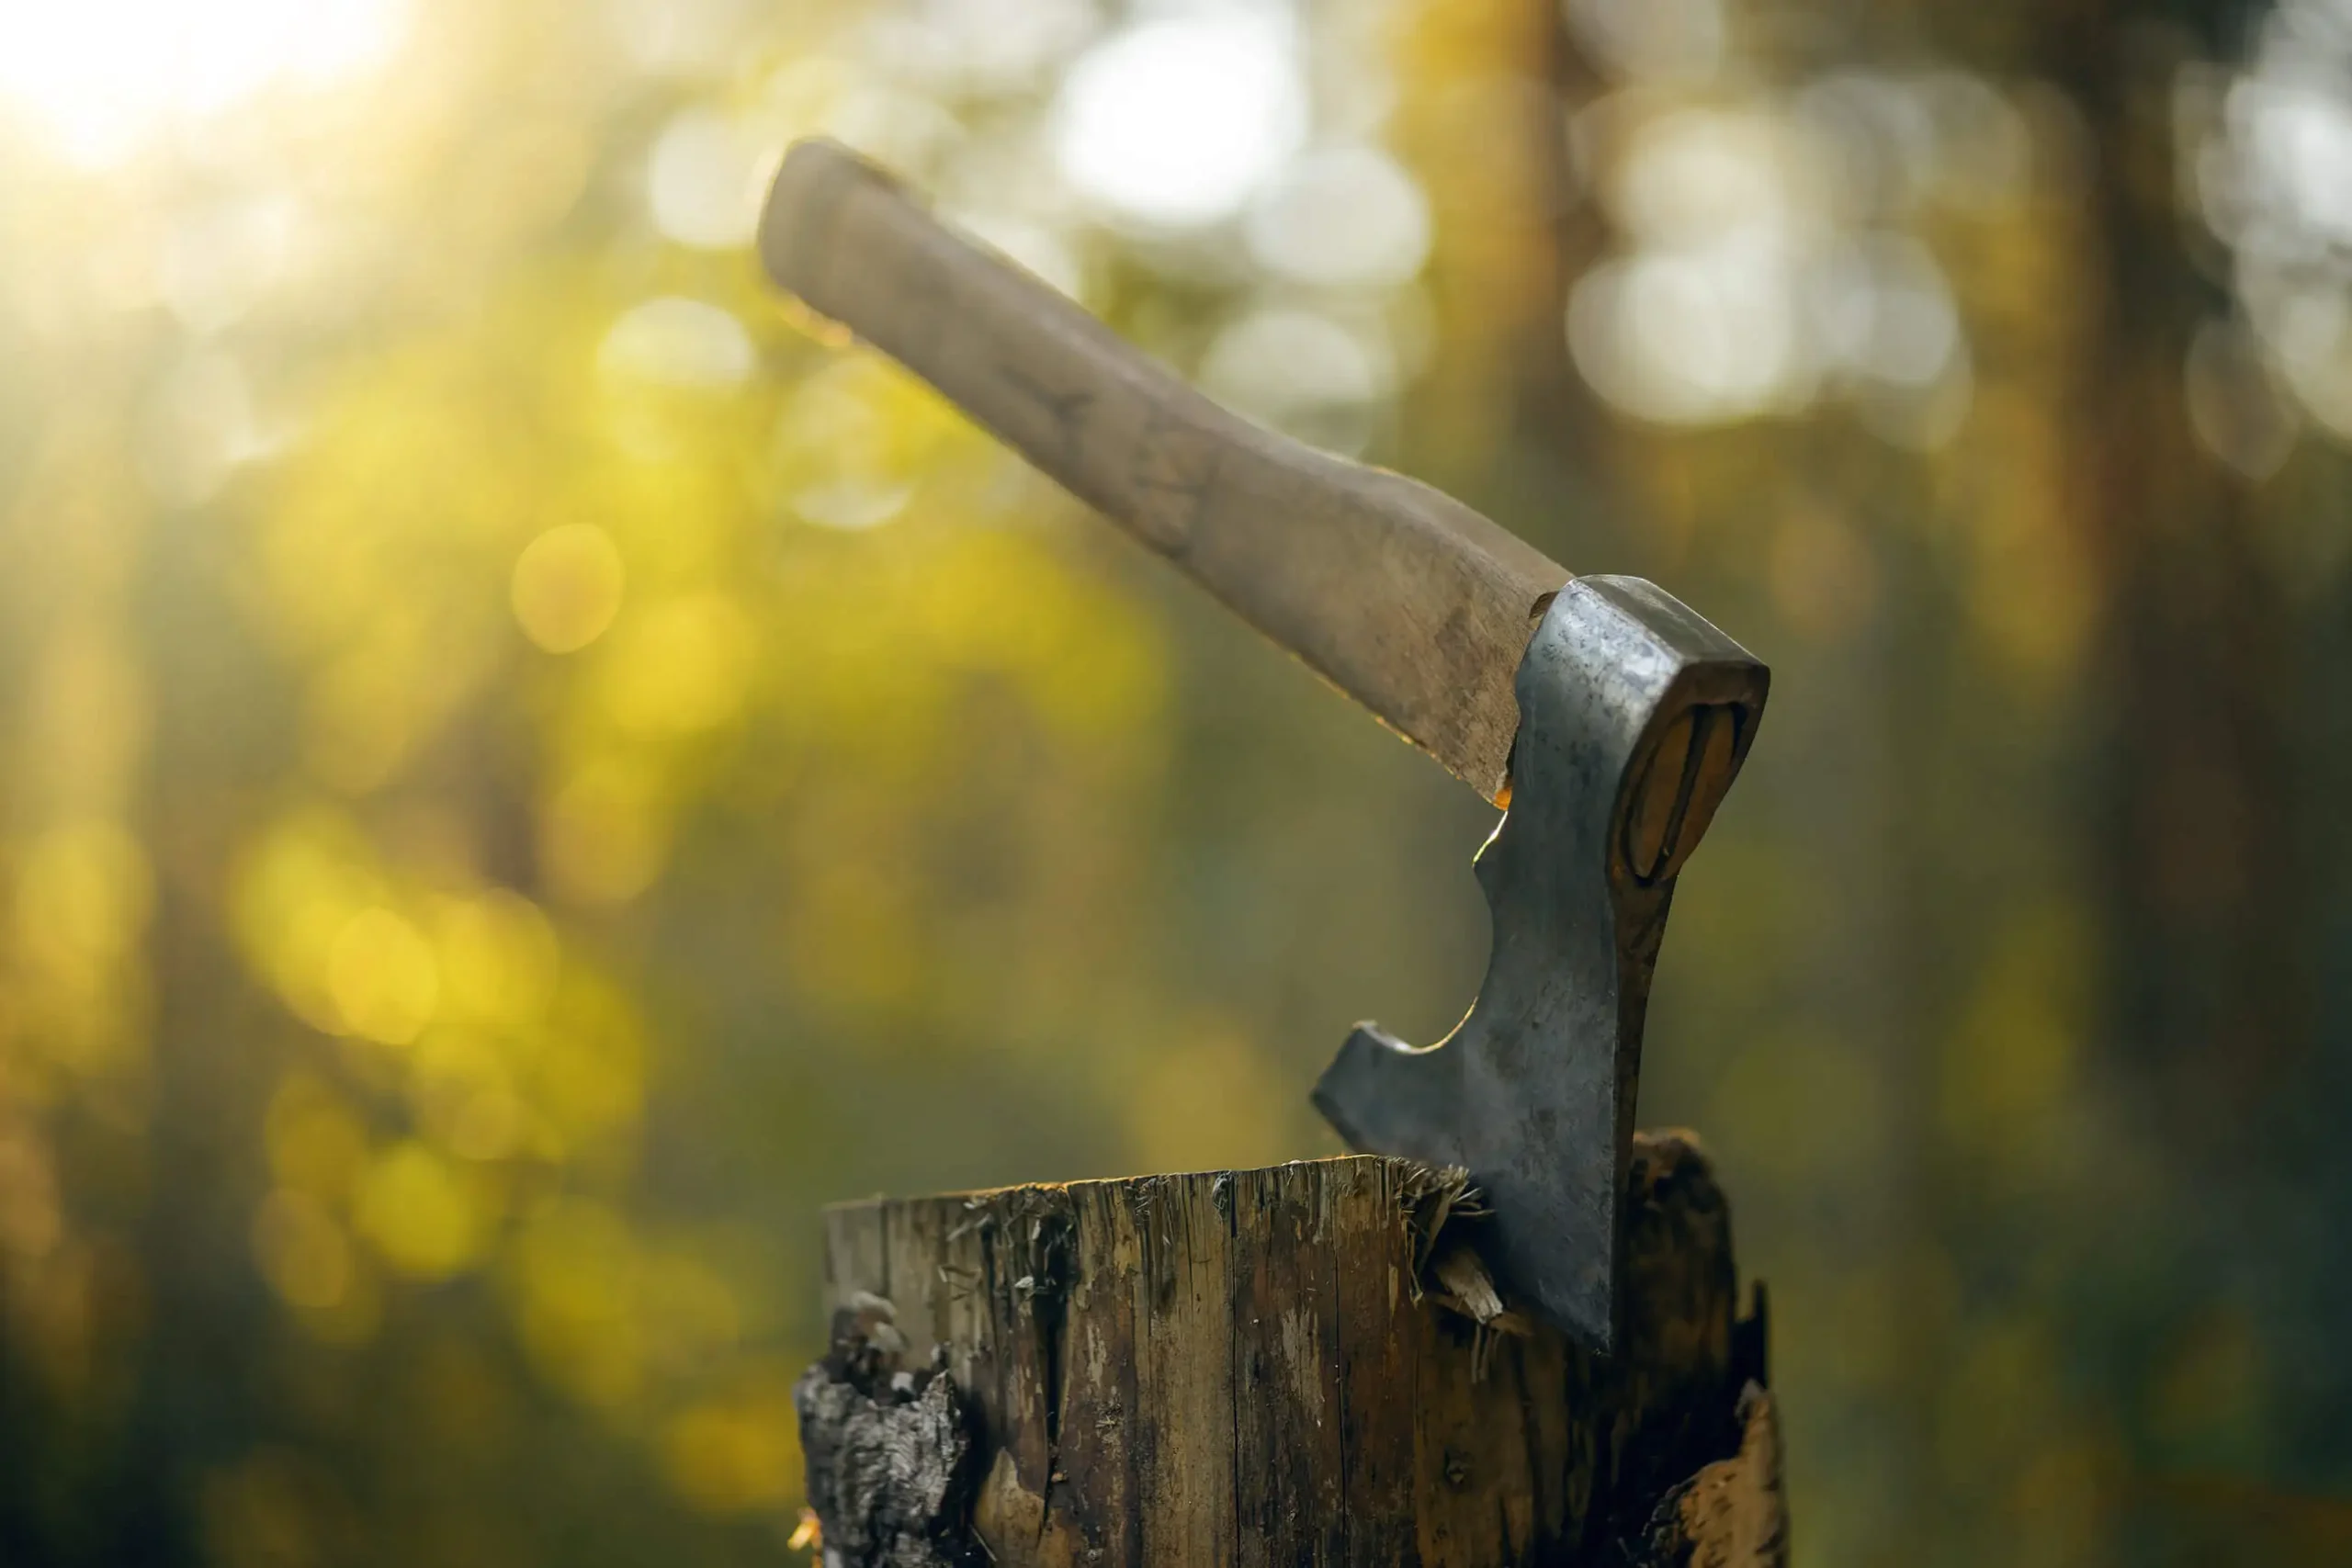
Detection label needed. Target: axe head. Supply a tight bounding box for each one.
[1313,576,1767,1353]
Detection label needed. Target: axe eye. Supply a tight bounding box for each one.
[1622,703,1745,885]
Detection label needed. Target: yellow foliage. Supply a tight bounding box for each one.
[15,819,152,987]
[232,810,391,1034]
[355,1141,487,1280]
[251,1190,354,1311]
[431,889,560,1027]
[513,523,628,654]
[596,592,757,734]
[406,1024,530,1156]
[507,1197,644,1410]
[540,756,672,907]
[661,1380,801,1514]
[639,1251,744,1377]
[527,970,648,1151]
[1938,902,2093,1177]
[264,1074,370,1202]
[325,907,441,1046]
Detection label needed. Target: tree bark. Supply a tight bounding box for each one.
[796,1132,1784,1567]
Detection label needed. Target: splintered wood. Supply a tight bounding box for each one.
[797,1134,1784,1567]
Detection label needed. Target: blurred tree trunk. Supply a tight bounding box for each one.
[1512,1,2302,1556]
[2038,6,2301,1136]
[1521,4,1622,494]
[1390,0,1630,571]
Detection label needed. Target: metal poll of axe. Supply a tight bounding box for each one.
[759,141,1769,1353]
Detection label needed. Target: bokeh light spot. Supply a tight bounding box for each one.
[661,1388,797,1513]
[597,298,755,389]
[356,1143,481,1279]
[775,359,922,531]
[542,762,669,907]
[251,1190,353,1310]
[512,525,627,655]
[265,1074,370,1201]
[1200,307,1389,455]
[1610,107,1816,252]
[16,820,153,987]
[601,594,757,734]
[2186,320,2300,479]
[435,891,561,1025]
[1566,0,1724,84]
[446,1087,526,1163]
[1569,251,1802,424]
[1053,12,1306,228]
[648,107,779,250]
[876,0,1096,96]
[1244,145,1432,289]
[511,1199,643,1408]
[325,907,440,1046]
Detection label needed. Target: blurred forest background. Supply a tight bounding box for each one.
[1,0,2349,1563]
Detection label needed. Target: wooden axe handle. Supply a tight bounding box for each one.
[758,139,1569,804]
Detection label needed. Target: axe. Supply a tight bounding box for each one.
[758,140,1769,1353]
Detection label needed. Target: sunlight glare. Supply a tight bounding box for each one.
[1053,10,1305,229]
[0,0,408,165]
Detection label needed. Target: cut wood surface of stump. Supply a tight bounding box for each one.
[795,1132,1785,1567]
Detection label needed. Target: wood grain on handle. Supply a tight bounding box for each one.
[758,139,1569,804]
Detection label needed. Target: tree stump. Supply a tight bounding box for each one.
[795,1132,1785,1567]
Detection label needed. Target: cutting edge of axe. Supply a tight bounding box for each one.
[758,138,1770,1352]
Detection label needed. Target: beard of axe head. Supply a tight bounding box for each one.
[1313,576,1768,1355]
